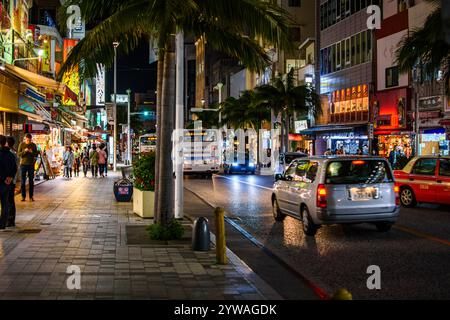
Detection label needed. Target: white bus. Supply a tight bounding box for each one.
[139,134,157,153]
[182,129,221,177]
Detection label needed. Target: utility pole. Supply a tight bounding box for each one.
[113,41,120,171]
[175,31,184,219]
[127,88,131,165]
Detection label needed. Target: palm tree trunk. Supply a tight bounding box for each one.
[156,42,176,227]
[154,53,165,218]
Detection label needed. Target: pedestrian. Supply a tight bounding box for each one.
[90,145,99,178]
[17,133,38,202]
[324,148,332,156]
[0,135,18,231]
[102,144,108,177]
[73,146,81,177]
[357,148,363,155]
[82,147,90,177]
[63,146,75,178]
[98,144,107,178]
[389,145,398,168]
[5,137,20,228]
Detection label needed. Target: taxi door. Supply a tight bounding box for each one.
[409,158,437,203]
[436,158,450,205]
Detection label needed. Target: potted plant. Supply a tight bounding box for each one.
[132,151,156,218]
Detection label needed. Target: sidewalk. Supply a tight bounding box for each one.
[0,173,280,300]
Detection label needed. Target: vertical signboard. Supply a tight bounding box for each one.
[95,64,105,106]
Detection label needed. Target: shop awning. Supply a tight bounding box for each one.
[58,106,88,122]
[5,64,63,92]
[299,125,355,135]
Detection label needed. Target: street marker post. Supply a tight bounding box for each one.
[215,207,227,265]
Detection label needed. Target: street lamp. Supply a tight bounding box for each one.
[113,41,120,171]
[214,82,224,124]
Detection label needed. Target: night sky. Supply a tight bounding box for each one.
[105,39,157,100]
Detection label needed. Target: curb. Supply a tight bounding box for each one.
[185,186,331,300]
[184,201,282,300]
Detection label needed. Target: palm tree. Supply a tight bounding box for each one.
[220,91,271,130]
[396,0,449,94]
[58,0,293,227]
[253,68,320,153]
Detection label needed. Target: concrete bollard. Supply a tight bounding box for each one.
[215,207,227,265]
[331,288,353,300]
[192,217,210,251]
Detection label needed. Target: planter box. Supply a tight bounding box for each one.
[133,187,155,218]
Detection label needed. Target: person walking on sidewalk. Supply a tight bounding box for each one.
[73,146,81,177]
[18,133,38,202]
[89,145,99,178]
[0,135,18,231]
[63,146,75,178]
[82,147,90,177]
[5,136,20,228]
[103,144,109,177]
[98,144,107,178]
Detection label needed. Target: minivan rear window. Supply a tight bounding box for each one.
[325,160,394,184]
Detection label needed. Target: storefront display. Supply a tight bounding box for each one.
[419,129,449,156]
[377,135,413,158]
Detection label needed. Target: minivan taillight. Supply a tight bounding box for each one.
[394,185,400,206]
[317,184,327,208]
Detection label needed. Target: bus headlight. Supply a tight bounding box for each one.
[232,163,239,167]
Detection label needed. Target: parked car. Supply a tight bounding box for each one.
[394,156,450,207]
[272,156,400,236]
[274,152,308,178]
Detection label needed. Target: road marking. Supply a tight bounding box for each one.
[393,225,450,247]
[214,175,273,191]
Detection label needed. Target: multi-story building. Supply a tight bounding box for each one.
[373,0,448,157]
[313,0,380,156]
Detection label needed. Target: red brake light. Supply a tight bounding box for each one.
[394,185,400,205]
[317,184,327,208]
[352,160,366,165]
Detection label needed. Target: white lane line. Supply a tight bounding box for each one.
[214,175,274,191]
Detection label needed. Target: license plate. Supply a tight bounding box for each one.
[349,187,378,201]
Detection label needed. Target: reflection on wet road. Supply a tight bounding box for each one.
[185,174,450,299]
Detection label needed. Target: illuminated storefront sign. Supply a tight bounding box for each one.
[62,39,80,107]
[330,84,369,114]
[95,64,105,106]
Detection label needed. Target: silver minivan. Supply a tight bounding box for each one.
[272,156,400,236]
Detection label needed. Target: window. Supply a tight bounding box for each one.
[386,66,399,88]
[356,0,361,11]
[341,40,345,68]
[355,33,361,65]
[324,2,328,29]
[336,0,341,20]
[351,0,356,14]
[328,47,332,74]
[320,5,323,30]
[325,160,394,184]
[367,31,372,61]
[294,161,311,179]
[331,44,335,73]
[305,162,319,183]
[439,159,450,177]
[289,0,301,7]
[345,0,351,16]
[361,31,367,63]
[351,35,356,66]
[331,0,336,25]
[345,38,351,66]
[412,159,437,176]
[285,161,298,179]
[336,42,341,70]
[328,1,333,27]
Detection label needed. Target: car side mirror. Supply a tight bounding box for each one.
[275,173,284,181]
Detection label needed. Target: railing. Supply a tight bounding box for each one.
[329,110,369,124]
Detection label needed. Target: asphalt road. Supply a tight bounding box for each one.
[185,174,450,300]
